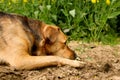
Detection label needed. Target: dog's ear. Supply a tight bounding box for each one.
[45,26,58,43]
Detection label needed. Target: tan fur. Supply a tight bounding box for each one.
[0,12,83,70]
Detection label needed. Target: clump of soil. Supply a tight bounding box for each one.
[0,41,120,80]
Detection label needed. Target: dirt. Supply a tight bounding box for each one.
[0,41,120,80]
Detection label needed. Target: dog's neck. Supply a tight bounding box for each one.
[27,18,43,41]
[17,16,46,47]
[22,17,46,55]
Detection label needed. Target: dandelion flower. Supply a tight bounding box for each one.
[91,0,97,3]
[106,0,110,5]
[11,0,18,3]
[23,0,28,3]
[91,0,99,3]
[0,0,4,3]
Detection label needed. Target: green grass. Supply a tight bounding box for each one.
[0,0,120,45]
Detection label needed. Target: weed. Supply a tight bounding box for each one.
[0,0,120,44]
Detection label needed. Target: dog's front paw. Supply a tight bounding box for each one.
[58,57,86,68]
[71,60,86,68]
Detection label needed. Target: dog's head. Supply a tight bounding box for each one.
[16,15,76,59]
[27,19,76,59]
[41,24,76,59]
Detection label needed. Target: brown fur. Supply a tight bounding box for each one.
[0,12,81,70]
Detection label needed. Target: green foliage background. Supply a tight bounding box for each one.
[0,0,120,44]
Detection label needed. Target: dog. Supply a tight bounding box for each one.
[0,12,83,70]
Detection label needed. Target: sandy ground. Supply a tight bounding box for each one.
[0,41,120,80]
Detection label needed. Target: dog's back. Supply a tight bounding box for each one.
[0,12,41,53]
[0,12,35,63]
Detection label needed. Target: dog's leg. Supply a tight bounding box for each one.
[8,53,84,70]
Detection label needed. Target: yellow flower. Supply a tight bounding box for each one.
[91,0,99,4]
[9,2,11,5]
[23,0,28,3]
[0,0,4,3]
[11,0,18,3]
[106,0,110,5]
[91,0,97,3]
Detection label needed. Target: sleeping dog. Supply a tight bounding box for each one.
[0,12,83,70]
